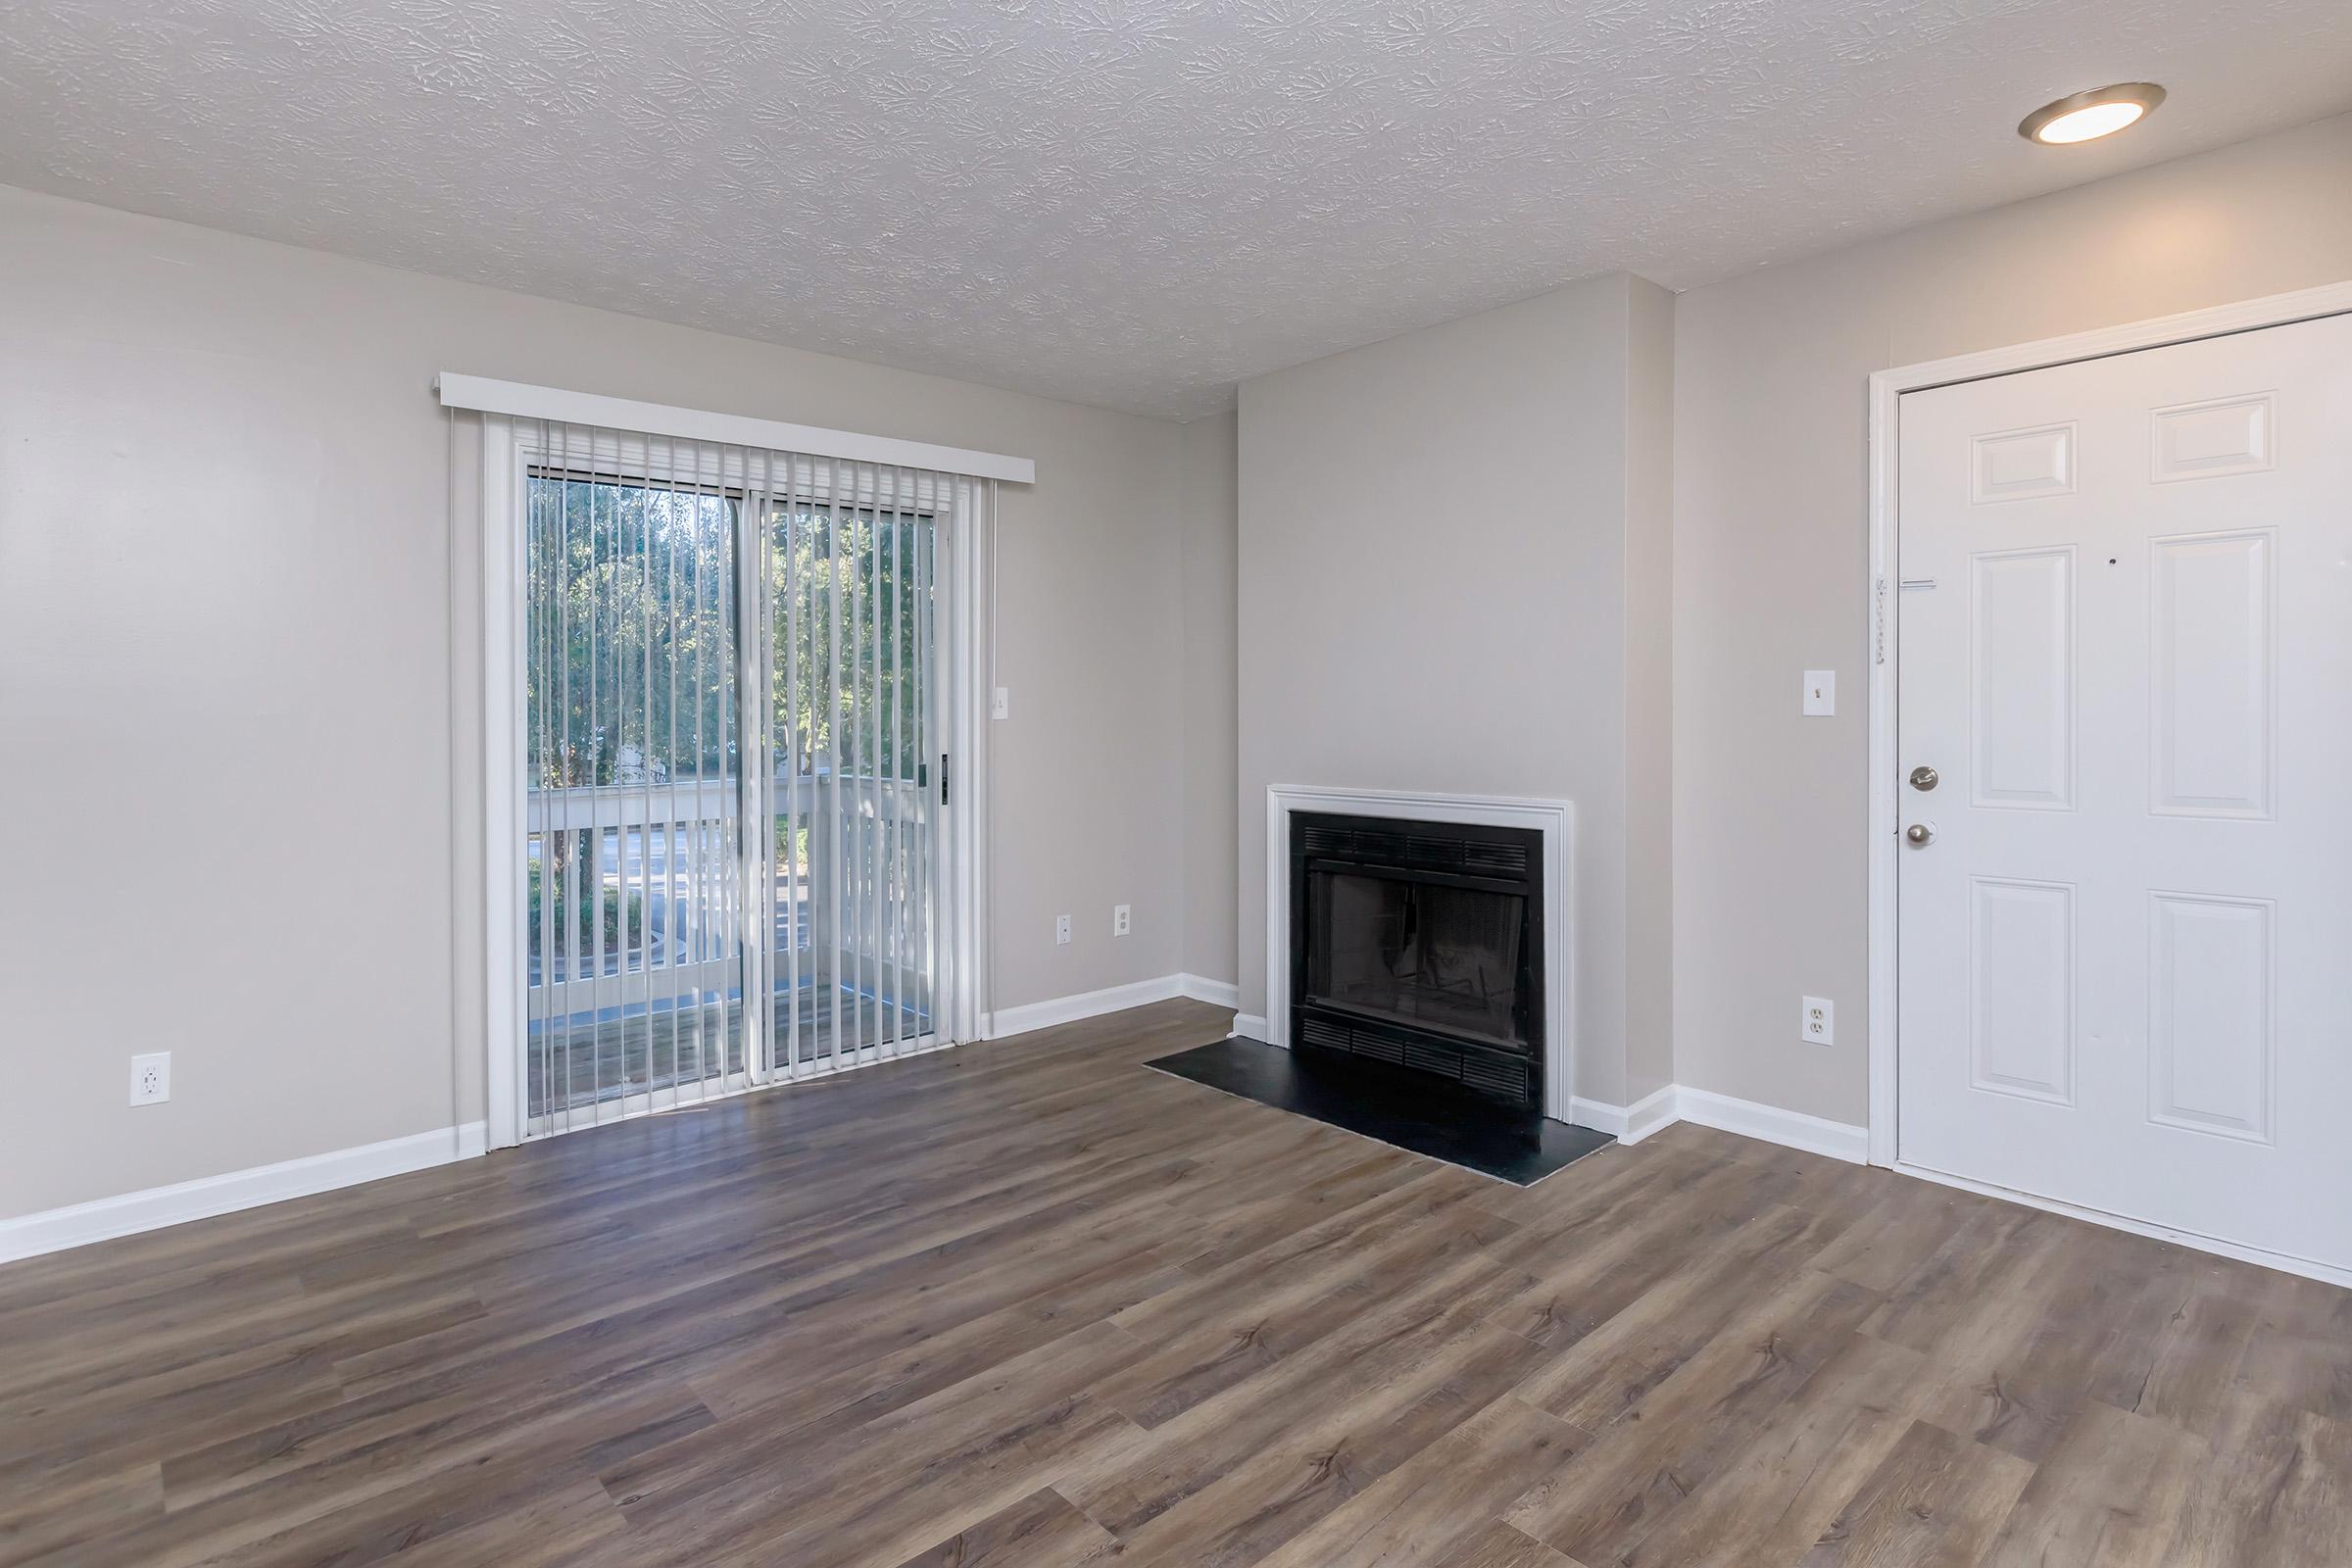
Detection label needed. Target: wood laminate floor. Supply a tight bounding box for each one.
[4,998,2348,1567]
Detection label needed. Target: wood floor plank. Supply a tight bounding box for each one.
[1433,1519,1587,1568]
[1060,1249,1540,1546]
[2125,1265,2272,1441]
[3,997,2347,1568]
[57,1364,714,1568]
[1505,1267,1884,1565]
[1805,1176,1979,1296]
[1096,1175,1516,1430]
[1799,1417,2034,1567]
[1796,1419,2041,1568]
[1974,1397,2208,1568]
[890,1485,1121,1568]
[355,1475,630,1568]
[1859,1203,2066,1358]
[688,1244,1193,1432]
[603,1316,1143,1529]
[2230,1273,2352,1427]
[1509,1197,1873,1433]
[1243,1395,1585,1568]
[1595,1329,1929,1566]
[1899,1220,2132,1466]
[0,1461,163,1568]
[1484,1152,1807,1351]
[2173,1394,2352,1566]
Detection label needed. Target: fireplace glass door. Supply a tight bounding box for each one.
[1304,870,1528,1048]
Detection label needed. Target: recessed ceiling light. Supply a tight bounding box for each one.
[2019,82,2166,145]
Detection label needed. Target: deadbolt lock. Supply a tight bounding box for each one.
[1909,765,1939,791]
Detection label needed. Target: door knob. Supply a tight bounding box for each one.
[1909,765,1939,791]
[1905,823,1936,847]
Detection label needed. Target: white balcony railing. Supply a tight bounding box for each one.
[524,771,933,1035]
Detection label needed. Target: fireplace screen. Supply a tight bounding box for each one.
[1304,870,1528,1048]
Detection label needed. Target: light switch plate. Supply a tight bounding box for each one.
[1803,670,1836,716]
[1801,997,1835,1047]
[991,687,1010,721]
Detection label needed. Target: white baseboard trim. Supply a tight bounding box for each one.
[986,974,1192,1040]
[979,972,1237,1043]
[0,1121,489,1265]
[1178,974,1240,1010]
[1673,1087,1869,1164]
[1568,1097,1627,1138]
[1233,1012,1270,1043]
[1563,1084,1865,1162]
[1571,1084,1679,1145]
[1625,1085,1682,1145]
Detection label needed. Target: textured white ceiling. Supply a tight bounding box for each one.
[3,1,2348,417]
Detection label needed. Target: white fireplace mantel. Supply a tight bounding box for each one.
[1259,784,1578,1127]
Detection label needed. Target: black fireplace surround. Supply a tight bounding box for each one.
[1290,810,1544,1108]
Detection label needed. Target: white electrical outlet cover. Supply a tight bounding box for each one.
[1801,997,1835,1047]
[129,1052,172,1104]
[1113,905,1131,937]
[1054,913,1071,946]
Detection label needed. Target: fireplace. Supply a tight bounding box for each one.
[1289,810,1544,1108]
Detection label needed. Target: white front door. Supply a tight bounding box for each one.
[1896,311,2352,1275]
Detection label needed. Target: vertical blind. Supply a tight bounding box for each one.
[516,420,977,1136]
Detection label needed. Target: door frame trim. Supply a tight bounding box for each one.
[1865,277,2352,1169]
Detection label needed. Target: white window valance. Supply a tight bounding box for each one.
[435,372,1035,486]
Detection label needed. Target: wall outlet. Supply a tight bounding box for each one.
[1803,670,1836,716]
[129,1052,172,1105]
[1801,997,1835,1047]
[1054,913,1071,946]
[992,686,1010,721]
[1113,904,1131,937]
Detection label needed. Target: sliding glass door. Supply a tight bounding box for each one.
[518,430,954,1135]
[763,486,940,1074]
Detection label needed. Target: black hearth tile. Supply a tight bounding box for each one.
[1146,1037,1614,1186]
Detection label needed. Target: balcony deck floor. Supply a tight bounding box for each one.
[525,983,929,1118]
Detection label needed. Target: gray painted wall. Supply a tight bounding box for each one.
[8,108,2349,1223]
[1180,412,1241,990]
[1623,277,1677,1106]
[1235,271,1674,1108]
[0,184,1216,1219]
[1672,112,2352,1125]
